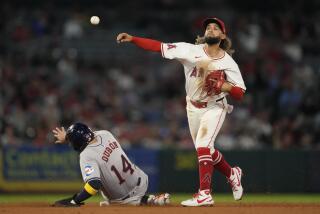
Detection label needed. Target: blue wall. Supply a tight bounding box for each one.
[1,145,319,193]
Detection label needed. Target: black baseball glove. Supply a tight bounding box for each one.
[52,194,84,207]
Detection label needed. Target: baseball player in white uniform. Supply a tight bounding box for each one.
[117,17,246,206]
[52,122,170,207]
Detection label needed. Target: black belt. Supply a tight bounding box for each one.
[122,177,141,200]
[216,97,224,102]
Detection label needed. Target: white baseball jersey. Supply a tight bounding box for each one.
[79,130,148,201]
[161,42,246,102]
[161,42,246,151]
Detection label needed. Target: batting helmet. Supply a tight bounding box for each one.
[66,122,95,152]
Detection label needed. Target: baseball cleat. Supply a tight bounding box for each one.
[181,190,214,207]
[228,166,243,200]
[148,193,170,206]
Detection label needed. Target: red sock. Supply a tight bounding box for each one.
[211,149,231,178]
[197,147,213,191]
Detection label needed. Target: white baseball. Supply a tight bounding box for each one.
[90,16,100,25]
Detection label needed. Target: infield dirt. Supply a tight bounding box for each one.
[1,203,319,214]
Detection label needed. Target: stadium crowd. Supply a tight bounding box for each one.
[1,0,320,150]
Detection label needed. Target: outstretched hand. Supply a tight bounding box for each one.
[52,127,66,144]
[116,33,133,43]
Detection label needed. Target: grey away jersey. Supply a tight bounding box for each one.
[79,130,147,200]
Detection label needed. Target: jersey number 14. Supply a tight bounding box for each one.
[110,154,134,185]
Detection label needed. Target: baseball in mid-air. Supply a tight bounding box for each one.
[90,16,100,25]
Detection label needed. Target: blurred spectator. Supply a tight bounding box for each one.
[1,125,21,146]
[63,15,83,39]
[1,0,320,150]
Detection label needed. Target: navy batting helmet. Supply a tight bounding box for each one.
[66,122,95,152]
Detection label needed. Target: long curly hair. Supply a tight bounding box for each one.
[195,36,235,56]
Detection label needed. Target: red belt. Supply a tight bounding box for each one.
[190,100,207,108]
[190,97,224,109]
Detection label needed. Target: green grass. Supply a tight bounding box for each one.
[1,193,320,204]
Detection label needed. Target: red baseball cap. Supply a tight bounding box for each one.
[203,17,226,34]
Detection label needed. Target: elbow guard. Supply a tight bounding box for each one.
[84,179,102,195]
[73,179,102,204]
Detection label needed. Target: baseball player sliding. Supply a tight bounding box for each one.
[52,122,170,207]
[117,17,246,207]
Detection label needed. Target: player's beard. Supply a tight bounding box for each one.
[205,36,221,45]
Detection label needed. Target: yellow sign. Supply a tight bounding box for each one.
[0,147,83,192]
[174,152,197,170]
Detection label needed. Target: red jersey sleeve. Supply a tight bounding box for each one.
[132,37,161,52]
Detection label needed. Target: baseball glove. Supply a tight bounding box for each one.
[203,70,225,96]
[52,194,84,207]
